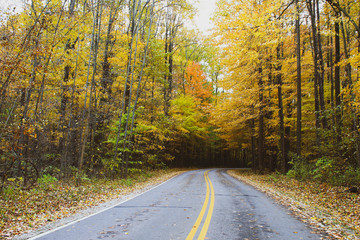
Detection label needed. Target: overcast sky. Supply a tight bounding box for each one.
[0,0,22,10]
[192,0,217,34]
[0,0,216,34]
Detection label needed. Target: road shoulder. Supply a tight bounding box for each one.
[227,169,357,239]
[13,169,187,240]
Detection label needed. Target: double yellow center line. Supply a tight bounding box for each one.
[186,170,215,240]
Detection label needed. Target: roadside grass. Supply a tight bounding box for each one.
[0,169,186,239]
[228,169,360,240]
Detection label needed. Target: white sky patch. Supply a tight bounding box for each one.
[191,0,217,35]
[0,0,218,34]
[0,0,23,10]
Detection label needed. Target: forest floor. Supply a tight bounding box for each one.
[0,169,187,239]
[228,169,360,240]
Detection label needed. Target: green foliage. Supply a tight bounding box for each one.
[37,174,58,189]
[0,0,221,185]
[268,171,282,183]
[313,158,360,186]
[140,171,153,179]
[341,167,360,186]
[40,166,61,177]
[120,178,133,187]
[170,94,206,137]
[2,185,16,200]
[69,166,90,183]
[286,153,313,181]
[37,174,58,184]
[287,154,360,186]
[313,157,338,182]
[1,178,23,201]
[146,154,167,169]
[101,156,122,175]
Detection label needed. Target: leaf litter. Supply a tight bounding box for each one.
[228,169,360,240]
[1,169,187,239]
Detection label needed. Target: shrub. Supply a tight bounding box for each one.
[339,167,360,186]
[287,153,360,187]
[121,178,133,187]
[312,157,338,182]
[1,177,23,200]
[69,166,90,182]
[287,152,313,181]
[37,174,58,189]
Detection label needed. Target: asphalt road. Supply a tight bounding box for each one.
[31,169,324,240]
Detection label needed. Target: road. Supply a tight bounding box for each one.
[31,169,324,240]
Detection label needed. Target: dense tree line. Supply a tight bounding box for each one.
[0,0,241,188]
[212,0,360,184]
[2,0,359,189]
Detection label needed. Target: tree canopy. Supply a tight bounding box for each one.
[1,0,360,187]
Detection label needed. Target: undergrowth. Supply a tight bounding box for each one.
[287,153,360,187]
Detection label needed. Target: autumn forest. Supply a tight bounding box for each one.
[1,0,360,197]
[2,0,360,237]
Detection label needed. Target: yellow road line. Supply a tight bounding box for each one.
[198,173,215,240]
[186,170,215,240]
[186,171,210,240]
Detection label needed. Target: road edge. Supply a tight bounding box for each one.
[226,169,334,240]
[14,170,188,240]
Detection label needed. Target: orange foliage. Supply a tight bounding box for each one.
[185,61,213,107]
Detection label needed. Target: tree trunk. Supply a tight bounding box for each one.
[316,0,328,131]
[277,45,286,173]
[356,17,360,167]
[307,0,321,148]
[113,0,140,178]
[78,0,102,181]
[250,116,257,171]
[258,67,265,172]
[296,0,302,157]
[334,15,342,143]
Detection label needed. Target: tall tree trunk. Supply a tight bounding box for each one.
[342,14,360,167]
[18,27,42,185]
[296,0,302,157]
[113,0,140,178]
[250,116,257,171]
[163,7,179,116]
[334,14,342,143]
[340,21,351,88]
[114,0,150,178]
[258,67,265,172]
[356,17,360,167]
[316,0,328,131]
[101,6,117,97]
[126,1,154,177]
[277,45,286,173]
[307,0,321,148]
[78,0,102,180]
[163,16,171,116]
[327,18,335,130]
[58,0,78,178]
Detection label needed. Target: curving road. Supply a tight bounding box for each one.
[31,169,325,240]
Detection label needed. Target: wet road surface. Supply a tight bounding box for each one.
[31,169,324,240]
